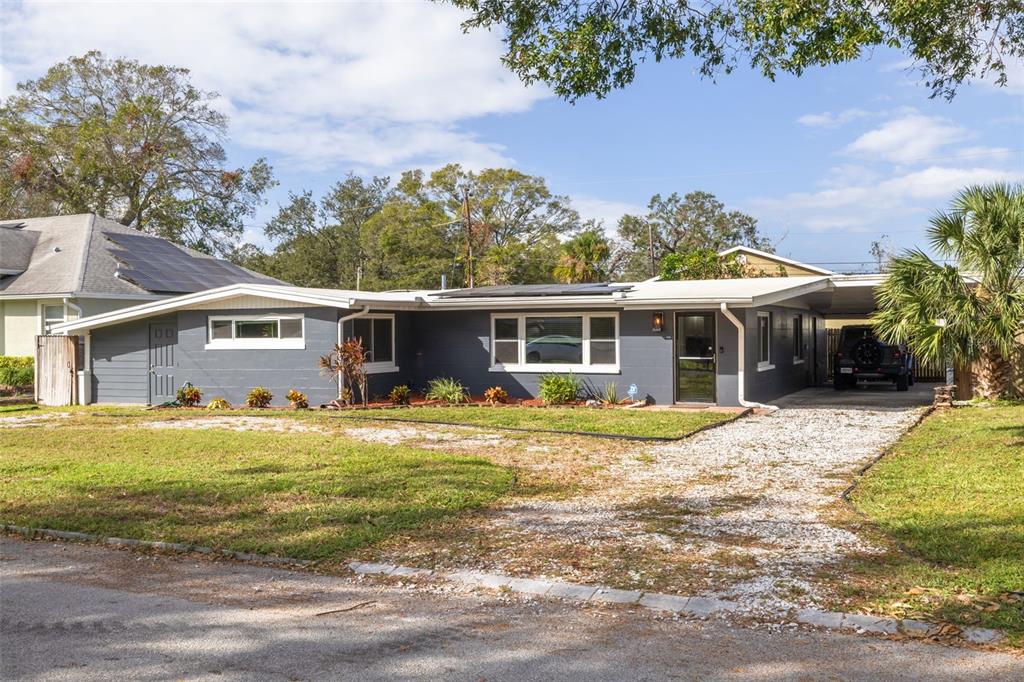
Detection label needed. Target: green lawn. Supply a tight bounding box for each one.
[0,424,513,561]
[346,405,732,439]
[848,403,1024,644]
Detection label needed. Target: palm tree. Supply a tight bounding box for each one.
[554,229,611,283]
[872,183,1024,400]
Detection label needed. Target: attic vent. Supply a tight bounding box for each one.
[0,221,27,230]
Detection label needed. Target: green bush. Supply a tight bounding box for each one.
[176,382,202,407]
[425,377,468,404]
[0,357,34,387]
[538,373,581,405]
[484,385,509,404]
[246,386,274,408]
[388,384,412,405]
[286,389,309,409]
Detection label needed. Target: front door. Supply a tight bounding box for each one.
[148,323,177,404]
[675,313,716,403]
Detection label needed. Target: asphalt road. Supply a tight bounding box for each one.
[1,537,1021,681]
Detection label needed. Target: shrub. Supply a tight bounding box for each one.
[388,384,412,405]
[286,389,308,409]
[538,373,581,405]
[602,381,619,405]
[0,356,34,387]
[483,385,508,404]
[425,377,468,404]
[206,397,230,410]
[246,386,273,408]
[175,382,202,407]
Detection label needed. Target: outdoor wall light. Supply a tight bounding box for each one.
[652,311,665,332]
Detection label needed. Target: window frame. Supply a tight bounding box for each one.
[489,311,620,374]
[205,313,305,350]
[792,313,805,364]
[757,311,775,371]
[342,313,398,374]
[40,302,67,333]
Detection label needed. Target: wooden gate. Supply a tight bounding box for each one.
[825,328,945,382]
[35,335,79,406]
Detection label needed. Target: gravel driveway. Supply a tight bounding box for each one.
[460,405,925,613]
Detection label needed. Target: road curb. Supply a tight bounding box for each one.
[3,523,1003,647]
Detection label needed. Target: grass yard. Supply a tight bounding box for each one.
[346,405,733,439]
[846,403,1024,645]
[0,424,513,561]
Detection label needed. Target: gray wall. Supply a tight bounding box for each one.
[87,304,771,407]
[743,305,826,403]
[90,316,171,404]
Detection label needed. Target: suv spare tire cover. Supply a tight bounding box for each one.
[851,338,882,366]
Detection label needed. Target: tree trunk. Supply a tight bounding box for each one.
[973,346,1012,400]
[954,363,973,400]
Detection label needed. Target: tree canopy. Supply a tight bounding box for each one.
[445,1,1023,101]
[0,51,275,254]
[617,190,770,279]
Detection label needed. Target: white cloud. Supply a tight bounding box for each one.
[796,108,870,128]
[571,197,647,237]
[749,165,1021,233]
[844,112,970,163]
[0,1,546,172]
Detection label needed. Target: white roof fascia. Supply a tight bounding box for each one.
[719,246,835,275]
[748,277,832,307]
[51,284,362,333]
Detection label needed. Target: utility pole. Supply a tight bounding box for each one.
[647,222,656,278]
[463,187,474,288]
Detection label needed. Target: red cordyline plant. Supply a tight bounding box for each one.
[319,337,369,406]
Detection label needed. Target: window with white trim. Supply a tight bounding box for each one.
[490,312,619,373]
[206,314,305,349]
[342,314,398,373]
[42,304,66,333]
[757,311,774,370]
[793,314,805,363]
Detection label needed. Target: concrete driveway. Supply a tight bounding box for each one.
[773,381,936,410]
[2,537,1022,681]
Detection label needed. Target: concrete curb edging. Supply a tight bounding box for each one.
[347,560,1004,646]
[2,524,311,567]
[3,524,1004,647]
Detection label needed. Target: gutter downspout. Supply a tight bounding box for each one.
[337,307,371,397]
[720,302,776,411]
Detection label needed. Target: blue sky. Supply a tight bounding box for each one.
[2,1,1022,272]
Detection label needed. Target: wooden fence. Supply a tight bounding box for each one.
[35,335,79,406]
[825,329,945,382]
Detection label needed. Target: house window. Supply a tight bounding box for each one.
[42,304,66,332]
[757,311,774,371]
[343,314,397,373]
[206,314,305,350]
[793,314,805,363]
[490,312,619,373]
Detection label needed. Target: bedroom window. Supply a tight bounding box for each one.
[793,314,805,363]
[757,311,774,371]
[41,304,67,332]
[490,312,619,373]
[343,314,397,373]
[206,314,305,350]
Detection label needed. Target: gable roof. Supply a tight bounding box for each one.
[718,246,835,276]
[53,277,835,333]
[0,214,280,298]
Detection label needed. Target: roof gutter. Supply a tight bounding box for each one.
[720,302,776,411]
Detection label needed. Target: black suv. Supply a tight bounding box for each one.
[833,325,913,391]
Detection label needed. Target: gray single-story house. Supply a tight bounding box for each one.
[52,252,883,408]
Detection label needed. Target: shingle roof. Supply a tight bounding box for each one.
[0,214,281,297]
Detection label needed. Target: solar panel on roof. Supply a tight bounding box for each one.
[104,232,276,293]
[433,283,632,298]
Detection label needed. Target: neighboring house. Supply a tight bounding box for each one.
[0,214,281,358]
[717,246,836,277]
[53,261,884,407]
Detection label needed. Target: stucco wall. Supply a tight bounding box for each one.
[0,299,45,357]
[743,305,826,403]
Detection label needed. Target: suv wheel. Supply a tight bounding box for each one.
[896,373,909,391]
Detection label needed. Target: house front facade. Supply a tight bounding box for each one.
[53,264,883,408]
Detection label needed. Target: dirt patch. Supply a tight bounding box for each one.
[342,424,512,450]
[0,412,69,428]
[130,416,331,434]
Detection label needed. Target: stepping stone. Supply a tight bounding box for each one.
[447,570,511,589]
[961,626,1004,645]
[684,597,739,616]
